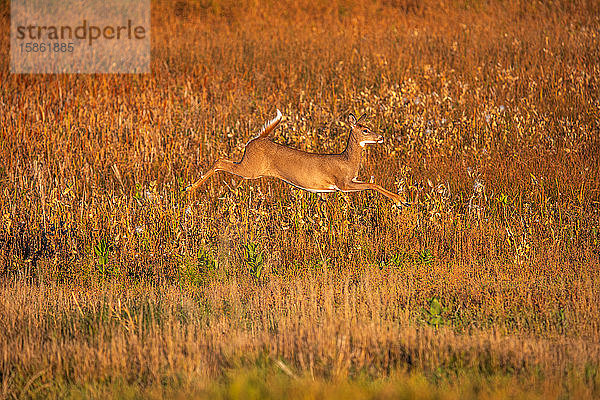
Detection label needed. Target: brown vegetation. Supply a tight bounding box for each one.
[0,0,599,398]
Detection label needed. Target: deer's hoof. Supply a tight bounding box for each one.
[394,198,410,209]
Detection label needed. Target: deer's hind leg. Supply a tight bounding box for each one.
[186,158,261,193]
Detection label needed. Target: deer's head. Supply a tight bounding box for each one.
[348,113,383,147]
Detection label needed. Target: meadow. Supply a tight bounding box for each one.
[1,0,599,398]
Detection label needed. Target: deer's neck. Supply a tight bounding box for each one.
[342,129,364,176]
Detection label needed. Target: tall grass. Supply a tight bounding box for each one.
[1,0,599,398]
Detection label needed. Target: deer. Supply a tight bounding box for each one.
[186,110,406,206]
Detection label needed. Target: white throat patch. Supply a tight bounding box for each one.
[359,140,378,147]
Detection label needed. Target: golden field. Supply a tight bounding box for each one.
[0,0,599,398]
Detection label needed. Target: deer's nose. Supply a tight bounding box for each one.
[377,135,384,143]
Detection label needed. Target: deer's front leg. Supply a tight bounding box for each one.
[338,178,405,205]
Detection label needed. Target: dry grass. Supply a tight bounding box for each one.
[1,0,599,398]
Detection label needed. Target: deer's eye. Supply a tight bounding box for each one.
[362,129,369,134]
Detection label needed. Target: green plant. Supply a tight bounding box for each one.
[94,238,113,277]
[198,247,217,272]
[387,251,411,268]
[421,297,448,328]
[243,242,264,280]
[133,183,143,202]
[496,193,509,207]
[178,248,217,286]
[418,249,434,267]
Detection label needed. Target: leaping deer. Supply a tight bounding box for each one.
[186,110,405,205]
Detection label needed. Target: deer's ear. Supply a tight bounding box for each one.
[357,113,367,124]
[348,113,357,126]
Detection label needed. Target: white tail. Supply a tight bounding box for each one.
[257,109,282,138]
[187,110,405,205]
